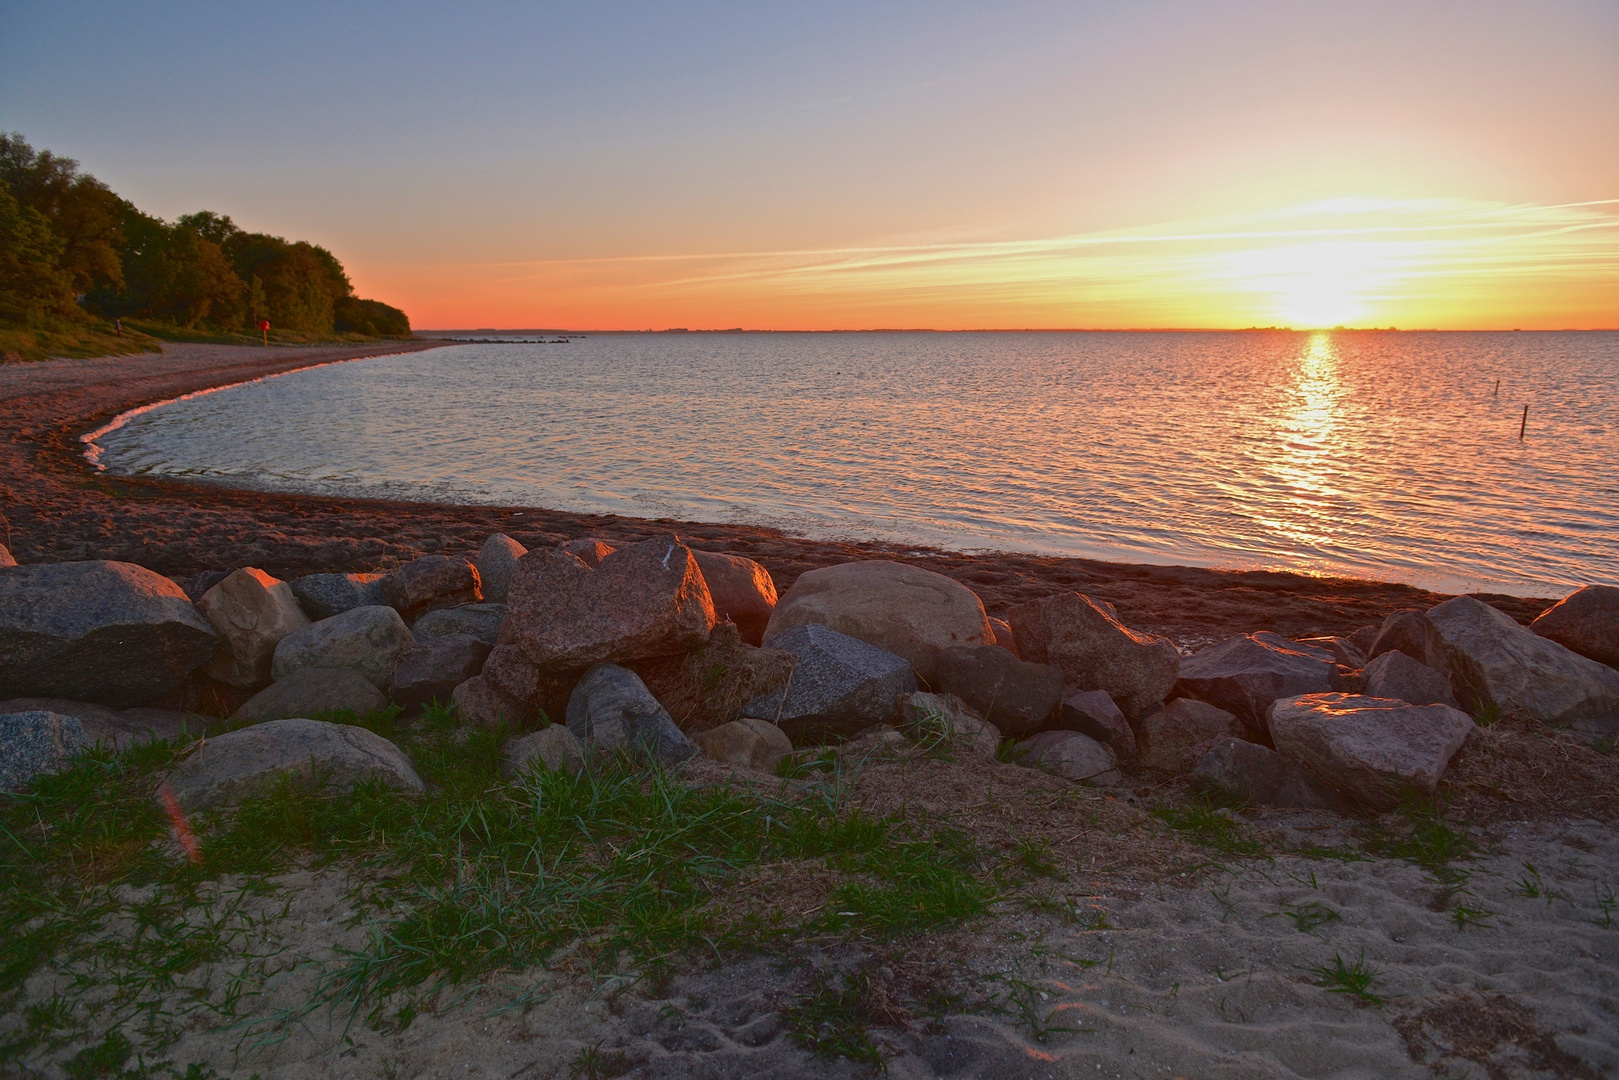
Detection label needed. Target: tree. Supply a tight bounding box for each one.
[0,133,126,294]
[334,296,411,336]
[0,180,74,321]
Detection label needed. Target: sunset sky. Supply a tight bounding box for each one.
[3,1,1616,330]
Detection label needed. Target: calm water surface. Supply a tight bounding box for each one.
[92,331,1619,596]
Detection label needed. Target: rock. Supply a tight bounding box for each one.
[480,644,572,724]
[390,635,493,712]
[897,691,1000,755]
[163,717,423,810]
[380,555,482,620]
[502,724,586,778]
[1267,693,1475,812]
[630,623,794,732]
[565,663,697,765]
[988,617,1018,657]
[1051,688,1137,762]
[935,645,1062,738]
[270,605,414,690]
[451,674,532,727]
[692,550,778,646]
[0,698,209,750]
[1135,698,1242,773]
[196,568,312,688]
[693,718,794,771]
[1363,650,1458,708]
[0,711,89,790]
[1174,632,1336,739]
[1531,585,1619,669]
[763,561,992,686]
[475,534,528,604]
[1366,609,1448,671]
[1295,636,1367,669]
[1346,625,1380,658]
[182,569,230,602]
[289,572,386,621]
[1189,739,1344,810]
[742,624,917,743]
[557,538,618,566]
[1015,730,1121,785]
[411,603,507,645]
[507,533,716,671]
[231,667,387,726]
[1426,595,1619,725]
[1005,592,1179,720]
[0,561,219,707]
[0,543,15,568]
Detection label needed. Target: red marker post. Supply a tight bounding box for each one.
[259,319,270,346]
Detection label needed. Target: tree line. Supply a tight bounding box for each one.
[0,133,410,338]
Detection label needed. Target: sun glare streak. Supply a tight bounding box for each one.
[1251,332,1346,549]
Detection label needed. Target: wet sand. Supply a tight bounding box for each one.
[0,343,1554,646]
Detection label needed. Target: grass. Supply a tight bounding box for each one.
[0,316,162,362]
[1150,794,1268,859]
[1306,951,1385,1007]
[0,706,997,1069]
[1269,900,1341,937]
[783,968,888,1067]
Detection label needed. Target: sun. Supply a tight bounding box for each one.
[1219,240,1394,328]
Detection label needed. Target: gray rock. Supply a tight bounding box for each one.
[1135,698,1241,773]
[289,572,386,621]
[0,711,88,790]
[1363,650,1458,708]
[232,667,388,727]
[182,569,231,602]
[988,616,1018,657]
[451,674,534,727]
[1190,739,1344,810]
[0,698,208,750]
[1531,585,1619,670]
[1427,595,1619,724]
[502,724,586,778]
[1346,625,1380,658]
[1051,687,1137,762]
[380,555,482,621]
[411,603,507,645]
[693,718,794,771]
[1294,636,1367,669]
[1005,592,1179,720]
[1268,693,1475,812]
[271,605,414,690]
[1015,730,1121,785]
[1174,632,1336,739]
[196,567,311,688]
[0,543,15,568]
[557,538,618,566]
[476,534,528,604]
[693,550,778,647]
[936,644,1063,738]
[0,560,219,707]
[1367,609,1448,671]
[390,634,493,712]
[742,624,917,743]
[163,717,423,810]
[565,663,696,765]
[897,691,1000,755]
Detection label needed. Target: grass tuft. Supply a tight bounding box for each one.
[1151,795,1267,858]
[1307,951,1385,1007]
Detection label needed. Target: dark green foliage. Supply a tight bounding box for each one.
[1306,951,1385,1006]
[784,968,887,1067]
[335,296,412,337]
[0,179,74,321]
[1150,794,1267,858]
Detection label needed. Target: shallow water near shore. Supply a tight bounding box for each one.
[91,330,1618,596]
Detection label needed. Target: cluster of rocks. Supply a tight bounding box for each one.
[2,532,1616,818]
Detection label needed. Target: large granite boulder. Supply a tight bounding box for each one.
[1531,585,1619,670]
[475,534,528,604]
[1052,687,1137,763]
[380,555,482,621]
[231,667,387,727]
[1366,609,1448,671]
[557,538,617,567]
[763,561,992,686]
[1190,739,1344,810]
[451,674,532,727]
[1363,650,1458,708]
[1268,693,1474,812]
[693,717,794,771]
[196,568,311,688]
[501,724,586,778]
[390,635,493,712]
[742,624,916,743]
[935,644,1063,738]
[182,569,231,602]
[507,533,716,671]
[164,717,423,811]
[411,603,506,645]
[0,561,219,707]
[0,698,207,750]
[1294,636,1367,669]
[692,550,778,647]
[988,617,1018,657]
[630,623,794,733]
[1004,592,1179,720]
[480,644,572,724]
[1427,595,1619,724]
[565,663,696,765]
[1174,632,1335,739]
[897,691,1000,756]
[289,573,386,621]
[1135,698,1241,773]
[271,605,414,690]
[0,711,88,791]
[1016,730,1121,785]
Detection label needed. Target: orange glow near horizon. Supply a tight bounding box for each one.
[363,196,1619,331]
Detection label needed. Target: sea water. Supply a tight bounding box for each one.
[90,330,1619,596]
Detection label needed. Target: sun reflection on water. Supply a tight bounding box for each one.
[1256,332,1345,548]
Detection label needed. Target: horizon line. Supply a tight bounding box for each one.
[414,326,1619,335]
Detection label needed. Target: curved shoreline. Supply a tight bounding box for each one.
[1,342,1553,646]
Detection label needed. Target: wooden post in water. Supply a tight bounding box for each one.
[1494,378,1500,396]
[1520,404,1528,440]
